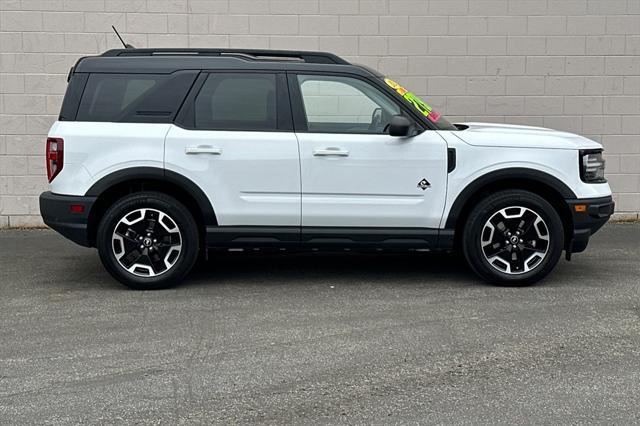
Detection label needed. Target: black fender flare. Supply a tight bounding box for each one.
[85,167,217,226]
[444,168,577,229]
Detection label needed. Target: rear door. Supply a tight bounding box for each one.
[165,72,301,231]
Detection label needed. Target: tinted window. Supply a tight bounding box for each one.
[297,75,401,134]
[76,72,196,123]
[59,73,88,121]
[194,73,277,131]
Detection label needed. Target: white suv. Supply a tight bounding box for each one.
[40,48,614,290]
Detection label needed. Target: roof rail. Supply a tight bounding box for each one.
[100,48,349,65]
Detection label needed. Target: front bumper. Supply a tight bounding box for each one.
[39,191,96,247]
[566,196,615,253]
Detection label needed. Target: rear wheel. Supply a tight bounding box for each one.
[462,190,564,286]
[96,192,199,290]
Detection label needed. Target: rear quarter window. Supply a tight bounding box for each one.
[76,71,197,123]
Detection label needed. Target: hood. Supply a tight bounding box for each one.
[452,122,603,150]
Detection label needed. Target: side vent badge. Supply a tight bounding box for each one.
[417,178,431,190]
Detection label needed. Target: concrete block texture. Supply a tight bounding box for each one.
[0,0,639,227]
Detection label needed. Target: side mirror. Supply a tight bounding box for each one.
[388,115,413,137]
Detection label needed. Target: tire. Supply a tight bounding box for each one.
[96,192,200,290]
[462,190,564,286]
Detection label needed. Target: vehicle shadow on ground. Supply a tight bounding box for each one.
[4,229,628,292]
[2,230,483,291]
[184,251,480,289]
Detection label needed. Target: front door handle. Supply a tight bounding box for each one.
[313,147,350,157]
[185,145,222,155]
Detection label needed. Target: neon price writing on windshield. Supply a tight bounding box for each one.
[384,78,441,123]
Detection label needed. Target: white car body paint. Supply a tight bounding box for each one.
[296,130,448,228]
[48,120,612,230]
[164,125,301,226]
[49,121,168,195]
[437,123,612,228]
[455,123,603,150]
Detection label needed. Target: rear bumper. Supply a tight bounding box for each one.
[566,196,615,253]
[39,191,96,247]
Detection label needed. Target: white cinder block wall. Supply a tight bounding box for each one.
[1,0,639,226]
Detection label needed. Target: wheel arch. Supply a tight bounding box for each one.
[85,167,216,247]
[445,168,576,248]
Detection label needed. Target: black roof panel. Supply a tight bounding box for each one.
[74,49,377,77]
[101,48,349,64]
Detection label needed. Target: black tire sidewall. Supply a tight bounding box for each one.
[96,192,199,290]
[463,190,564,286]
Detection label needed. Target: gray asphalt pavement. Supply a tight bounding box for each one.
[1,224,639,424]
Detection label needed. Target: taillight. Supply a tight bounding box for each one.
[46,137,64,183]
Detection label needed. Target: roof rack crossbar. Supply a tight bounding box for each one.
[101,48,349,64]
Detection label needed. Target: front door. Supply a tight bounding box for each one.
[291,73,448,229]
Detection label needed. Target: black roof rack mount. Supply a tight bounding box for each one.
[101,48,349,65]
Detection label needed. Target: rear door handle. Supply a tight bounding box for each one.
[313,147,350,157]
[185,145,222,155]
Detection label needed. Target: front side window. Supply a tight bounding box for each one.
[194,73,277,131]
[297,75,401,134]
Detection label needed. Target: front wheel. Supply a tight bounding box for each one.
[96,192,199,290]
[462,190,564,286]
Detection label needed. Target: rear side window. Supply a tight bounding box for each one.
[76,71,197,123]
[194,73,277,131]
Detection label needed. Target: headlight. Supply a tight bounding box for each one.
[579,149,606,183]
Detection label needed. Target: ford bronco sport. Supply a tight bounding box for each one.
[39,48,614,290]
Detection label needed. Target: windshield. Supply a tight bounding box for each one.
[383,78,458,131]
